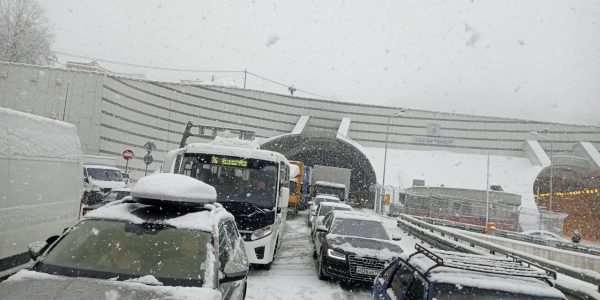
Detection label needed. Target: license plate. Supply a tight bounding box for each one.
[355,266,381,276]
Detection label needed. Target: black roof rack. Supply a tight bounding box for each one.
[179,121,255,148]
[410,244,557,286]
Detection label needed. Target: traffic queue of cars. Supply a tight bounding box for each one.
[306,192,567,299]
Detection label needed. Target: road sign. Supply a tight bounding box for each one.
[143,154,153,165]
[143,141,156,153]
[122,149,134,161]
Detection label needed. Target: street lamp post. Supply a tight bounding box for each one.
[380,108,406,213]
[531,129,554,212]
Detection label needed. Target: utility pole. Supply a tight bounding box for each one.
[485,150,490,228]
[243,69,247,89]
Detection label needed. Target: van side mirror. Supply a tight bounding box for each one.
[84,177,89,183]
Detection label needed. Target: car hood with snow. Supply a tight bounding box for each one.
[0,270,222,300]
[326,234,403,260]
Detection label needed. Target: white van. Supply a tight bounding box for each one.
[0,108,82,277]
[83,165,126,191]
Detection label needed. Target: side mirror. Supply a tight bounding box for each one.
[277,207,282,214]
[392,234,402,241]
[28,241,47,260]
[84,177,89,183]
[308,201,313,205]
[279,187,289,208]
[316,224,327,233]
[220,261,249,283]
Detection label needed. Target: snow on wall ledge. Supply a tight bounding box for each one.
[364,147,542,210]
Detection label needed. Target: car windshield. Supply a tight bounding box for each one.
[319,205,350,216]
[36,220,212,287]
[330,218,389,240]
[180,154,278,209]
[86,168,123,182]
[432,283,564,300]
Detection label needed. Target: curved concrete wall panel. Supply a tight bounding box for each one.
[1,62,599,181]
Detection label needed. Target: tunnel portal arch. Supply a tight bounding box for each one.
[532,158,600,241]
[260,132,377,202]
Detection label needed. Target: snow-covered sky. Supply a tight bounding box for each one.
[40,0,600,125]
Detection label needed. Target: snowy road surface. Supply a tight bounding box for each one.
[246,209,417,300]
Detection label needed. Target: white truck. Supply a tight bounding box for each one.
[309,165,351,201]
[0,108,82,277]
[82,155,126,205]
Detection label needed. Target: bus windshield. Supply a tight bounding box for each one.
[179,154,279,209]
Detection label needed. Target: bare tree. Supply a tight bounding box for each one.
[0,0,54,65]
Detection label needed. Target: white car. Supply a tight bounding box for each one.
[310,202,352,239]
[307,194,340,226]
[0,173,249,300]
[521,230,569,243]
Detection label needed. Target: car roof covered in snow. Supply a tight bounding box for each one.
[399,248,565,299]
[315,194,340,200]
[84,201,234,233]
[319,202,352,209]
[331,211,382,222]
[83,165,122,171]
[184,143,287,163]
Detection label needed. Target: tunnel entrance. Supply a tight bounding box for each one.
[533,165,600,241]
[260,132,377,202]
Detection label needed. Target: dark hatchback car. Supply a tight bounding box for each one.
[371,244,566,300]
[313,211,403,283]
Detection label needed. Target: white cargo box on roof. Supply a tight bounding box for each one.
[131,173,217,205]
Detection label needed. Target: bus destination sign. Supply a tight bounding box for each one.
[210,155,248,167]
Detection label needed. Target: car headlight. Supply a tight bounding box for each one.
[251,225,273,241]
[327,248,346,261]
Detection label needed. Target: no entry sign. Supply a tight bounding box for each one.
[122,149,134,161]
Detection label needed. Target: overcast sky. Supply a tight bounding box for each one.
[40,0,600,126]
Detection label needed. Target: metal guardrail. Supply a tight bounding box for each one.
[413,216,600,257]
[397,214,600,297]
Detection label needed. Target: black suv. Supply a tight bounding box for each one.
[371,244,566,300]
